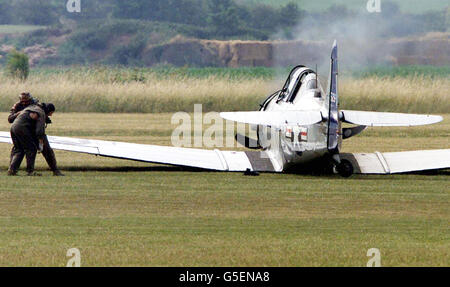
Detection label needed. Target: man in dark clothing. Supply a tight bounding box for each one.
[8,93,39,124]
[8,93,63,176]
[8,105,48,176]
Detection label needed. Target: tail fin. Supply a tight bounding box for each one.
[327,40,339,153]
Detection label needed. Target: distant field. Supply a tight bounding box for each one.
[30,66,283,81]
[240,0,449,13]
[0,25,46,34]
[27,65,450,80]
[353,65,450,79]
[0,113,448,266]
[0,66,448,114]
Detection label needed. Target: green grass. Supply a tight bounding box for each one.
[28,66,283,81]
[240,0,449,14]
[144,66,282,80]
[0,113,448,266]
[26,65,450,81]
[353,65,450,79]
[0,25,46,34]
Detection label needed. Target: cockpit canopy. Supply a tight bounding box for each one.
[278,66,322,103]
[305,78,317,90]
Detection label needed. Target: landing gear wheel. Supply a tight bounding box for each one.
[336,159,354,178]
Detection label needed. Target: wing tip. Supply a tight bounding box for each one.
[425,114,443,125]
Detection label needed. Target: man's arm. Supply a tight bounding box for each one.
[38,138,44,152]
[8,103,21,123]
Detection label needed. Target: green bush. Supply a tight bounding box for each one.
[6,50,29,81]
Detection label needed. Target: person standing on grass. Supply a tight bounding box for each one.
[8,93,64,176]
[8,104,52,176]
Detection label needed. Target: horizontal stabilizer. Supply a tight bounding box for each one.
[220,111,322,127]
[341,110,442,127]
[342,125,366,139]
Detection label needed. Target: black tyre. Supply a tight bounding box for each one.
[336,159,354,178]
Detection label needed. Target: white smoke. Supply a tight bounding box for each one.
[271,4,426,75]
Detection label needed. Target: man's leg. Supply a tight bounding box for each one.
[9,145,20,166]
[9,147,14,165]
[25,149,39,176]
[41,135,63,176]
[8,131,24,175]
[9,149,24,175]
[18,129,40,176]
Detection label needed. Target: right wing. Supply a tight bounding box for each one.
[340,110,443,127]
[220,111,323,127]
[341,149,450,174]
[0,132,280,173]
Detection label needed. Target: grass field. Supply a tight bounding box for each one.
[0,112,448,266]
[353,65,450,79]
[240,0,449,13]
[28,65,450,80]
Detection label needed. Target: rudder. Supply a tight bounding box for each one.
[327,40,339,153]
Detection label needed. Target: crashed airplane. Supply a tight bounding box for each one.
[1,41,449,177]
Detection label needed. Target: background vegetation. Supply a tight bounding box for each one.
[5,49,29,80]
[0,66,448,113]
[0,0,448,66]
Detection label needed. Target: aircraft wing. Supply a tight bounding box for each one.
[220,111,323,127]
[0,132,279,173]
[340,110,442,127]
[341,149,450,174]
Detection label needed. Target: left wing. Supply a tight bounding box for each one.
[341,110,443,127]
[0,132,280,172]
[341,149,450,174]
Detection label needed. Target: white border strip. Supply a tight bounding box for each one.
[214,149,229,171]
[375,151,391,174]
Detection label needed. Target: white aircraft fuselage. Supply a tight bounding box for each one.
[257,66,338,172]
[225,40,444,176]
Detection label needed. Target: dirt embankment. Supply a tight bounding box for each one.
[5,29,449,67]
[388,33,450,66]
[142,33,450,67]
[141,38,325,67]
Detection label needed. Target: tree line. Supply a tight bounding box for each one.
[0,0,301,38]
[0,0,448,40]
